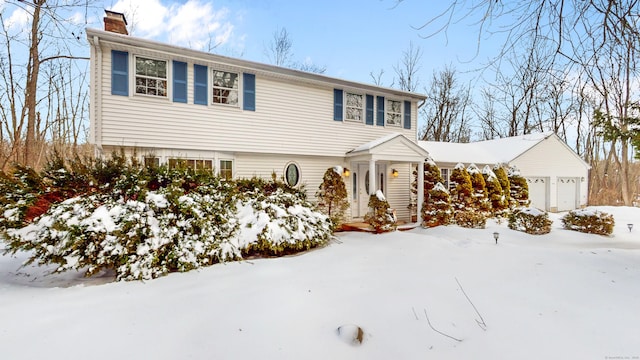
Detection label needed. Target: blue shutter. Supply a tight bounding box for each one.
[243,73,256,111]
[333,89,343,121]
[376,96,385,126]
[365,94,374,125]
[111,50,128,96]
[173,61,187,103]
[194,64,208,105]
[404,100,411,129]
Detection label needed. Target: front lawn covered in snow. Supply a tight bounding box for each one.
[0,206,639,359]
[0,154,331,280]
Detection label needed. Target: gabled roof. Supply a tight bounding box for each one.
[419,132,589,168]
[86,28,427,101]
[347,133,429,162]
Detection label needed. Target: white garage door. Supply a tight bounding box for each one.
[526,177,548,211]
[557,177,578,211]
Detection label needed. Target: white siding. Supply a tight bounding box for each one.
[386,163,412,221]
[97,46,418,158]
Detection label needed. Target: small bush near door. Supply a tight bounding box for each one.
[561,209,614,235]
[365,191,397,233]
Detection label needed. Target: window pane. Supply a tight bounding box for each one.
[345,93,364,122]
[135,57,167,97]
[212,70,239,106]
[285,163,300,186]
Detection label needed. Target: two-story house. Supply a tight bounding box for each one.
[88,11,429,223]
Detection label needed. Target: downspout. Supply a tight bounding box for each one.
[91,35,104,157]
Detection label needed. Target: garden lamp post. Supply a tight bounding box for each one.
[627,223,633,232]
[493,232,499,245]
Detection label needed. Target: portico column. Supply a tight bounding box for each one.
[417,160,425,225]
[369,159,376,197]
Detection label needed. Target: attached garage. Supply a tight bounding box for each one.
[526,177,549,211]
[420,132,590,212]
[557,177,579,211]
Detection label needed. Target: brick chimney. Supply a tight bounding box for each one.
[104,10,128,35]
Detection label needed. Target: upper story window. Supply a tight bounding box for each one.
[386,99,402,126]
[345,92,364,122]
[212,70,239,105]
[135,57,167,97]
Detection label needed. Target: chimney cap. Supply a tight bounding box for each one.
[104,9,128,25]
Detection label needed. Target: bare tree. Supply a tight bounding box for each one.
[264,27,294,67]
[263,27,325,74]
[0,0,92,169]
[393,41,422,92]
[420,66,471,142]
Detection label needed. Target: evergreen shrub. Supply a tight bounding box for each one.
[508,207,552,235]
[561,209,614,235]
[422,182,453,227]
[364,191,397,233]
[454,209,487,229]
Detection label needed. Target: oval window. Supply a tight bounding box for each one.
[285,163,300,187]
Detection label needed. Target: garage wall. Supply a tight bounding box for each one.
[511,136,589,211]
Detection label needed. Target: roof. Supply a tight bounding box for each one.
[86,28,427,101]
[419,132,581,165]
[346,133,429,162]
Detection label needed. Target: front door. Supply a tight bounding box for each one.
[354,163,386,218]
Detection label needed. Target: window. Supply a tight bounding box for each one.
[352,173,357,200]
[220,160,233,180]
[365,170,370,195]
[441,168,450,190]
[345,92,364,122]
[386,99,402,126]
[144,157,159,168]
[284,163,300,187]
[135,57,167,97]
[212,70,239,105]
[168,159,212,171]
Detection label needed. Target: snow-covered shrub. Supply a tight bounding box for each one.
[422,182,453,227]
[493,164,511,206]
[411,158,443,221]
[483,165,507,216]
[365,190,397,233]
[450,163,473,210]
[508,166,530,209]
[2,164,332,281]
[467,163,490,212]
[240,188,332,256]
[454,210,487,229]
[508,207,552,235]
[316,167,349,230]
[561,209,614,235]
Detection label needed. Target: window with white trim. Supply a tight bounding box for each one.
[168,159,213,171]
[345,92,364,122]
[144,157,159,168]
[212,70,239,105]
[441,168,451,190]
[386,99,402,126]
[220,160,233,180]
[135,57,167,97]
[284,162,301,187]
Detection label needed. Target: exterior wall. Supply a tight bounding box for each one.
[510,136,589,211]
[95,40,419,158]
[386,163,412,221]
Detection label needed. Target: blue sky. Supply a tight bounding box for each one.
[95,0,504,90]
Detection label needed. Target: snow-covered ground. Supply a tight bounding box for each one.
[1,206,639,360]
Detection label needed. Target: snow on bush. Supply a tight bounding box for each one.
[508,207,552,235]
[561,208,614,236]
[422,182,453,228]
[454,209,487,229]
[0,157,332,281]
[364,191,396,233]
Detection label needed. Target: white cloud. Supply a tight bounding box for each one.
[5,6,30,31]
[111,0,235,51]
